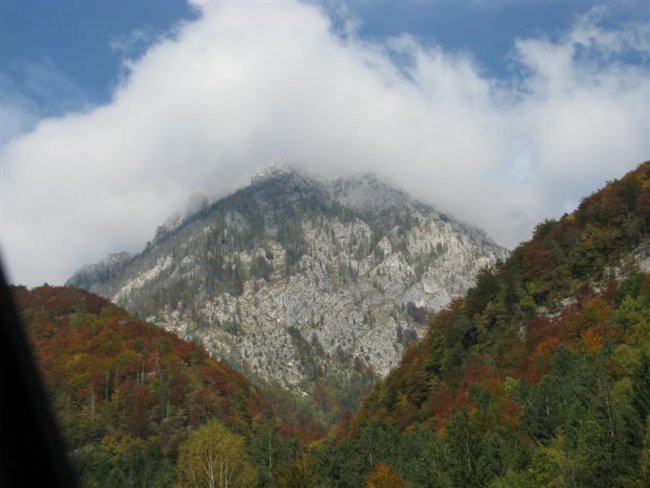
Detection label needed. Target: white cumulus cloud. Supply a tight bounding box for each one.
[1,1,648,286]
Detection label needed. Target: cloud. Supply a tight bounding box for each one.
[109,25,159,55]
[1,1,648,286]
[0,58,89,145]
[0,74,39,146]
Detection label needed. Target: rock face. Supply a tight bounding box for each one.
[68,167,508,404]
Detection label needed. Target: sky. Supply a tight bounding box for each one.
[1,0,649,286]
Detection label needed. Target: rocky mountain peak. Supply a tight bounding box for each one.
[68,165,508,416]
[250,163,297,184]
[68,252,134,290]
[328,173,442,231]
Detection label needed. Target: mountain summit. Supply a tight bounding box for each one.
[69,168,507,414]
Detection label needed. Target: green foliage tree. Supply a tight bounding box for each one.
[526,434,577,487]
[312,438,363,488]
[444,410,483,487]
[395,426,451,488]
[357,419,400,471]
[249,415,297,487]
[275,454,322,488]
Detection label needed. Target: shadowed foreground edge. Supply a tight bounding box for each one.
[0,260,78,487]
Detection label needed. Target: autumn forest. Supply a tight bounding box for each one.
[11,161,650,487]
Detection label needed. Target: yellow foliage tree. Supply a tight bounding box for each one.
[177,419,256,488]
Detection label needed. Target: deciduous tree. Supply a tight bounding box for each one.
[176,419,256,488]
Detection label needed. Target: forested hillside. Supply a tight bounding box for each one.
[16,162,650,487]
[309,161,650,487]
[13,285,322,487]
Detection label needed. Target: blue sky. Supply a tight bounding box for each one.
[1,0,649,285]
[1,0,195,105]
[349,1,646,73]
[3,0,646,117]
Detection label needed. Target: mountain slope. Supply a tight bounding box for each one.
[13,285,322,486]
[310,161,650,487]
[68,168,507,416]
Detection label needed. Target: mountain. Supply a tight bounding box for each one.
[68,167,507,417]
[13,285,322,486]
[309,161,650,487]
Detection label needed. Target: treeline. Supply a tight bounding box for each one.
[14,285,323,487]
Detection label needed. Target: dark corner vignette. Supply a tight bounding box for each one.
[0,260,78,487]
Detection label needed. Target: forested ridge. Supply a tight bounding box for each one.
[13,285,323,487]
[14,161,650,487]
[308,161,650,487]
